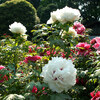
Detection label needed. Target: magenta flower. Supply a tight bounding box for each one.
[90,37,100,44]
[24,55,41,63]
[28,45,41,53]
[32,86,38,93]
[73,21,85,35]
[90,91,100,100]
[0,65,8,83]
[76,42,91,56]
[90,37,100,54]
[92,43,100,50]
[0,65,5,70]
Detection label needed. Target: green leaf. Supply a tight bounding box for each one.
[24,93,36,100]
[39,95,50,100]
[50,94,71,100]
[25,81,35,91]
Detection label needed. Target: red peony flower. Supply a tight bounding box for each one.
[0,65,8,83]
[32,86,38,93]
[24,55,41,63]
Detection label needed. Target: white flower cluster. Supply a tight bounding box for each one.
[62,27,77,37]
[40,57,77,93]
[9,22,27,40]
[47,6,81,24]
[9,22,27,34]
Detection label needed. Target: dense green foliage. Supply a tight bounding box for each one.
[26,0,40,9]
[0,0,39,39]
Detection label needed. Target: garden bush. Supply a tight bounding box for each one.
[0,0,39,39]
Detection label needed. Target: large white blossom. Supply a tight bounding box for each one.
[9,22,27,34]
[47,6,81,24]
[40,57,77,93]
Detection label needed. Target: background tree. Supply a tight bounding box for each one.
[37,3,58,23]
[26,0,40,9]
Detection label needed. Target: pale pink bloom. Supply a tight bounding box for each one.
[90,37,100,44]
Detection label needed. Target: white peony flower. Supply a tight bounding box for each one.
[61,27,77,37]
[68,27,77,37]
[21,34,28,40]
[9,22,27,34]
[47,6,81,24]
[40,57,77,93]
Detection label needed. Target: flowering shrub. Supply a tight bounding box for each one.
[0,6,100,100]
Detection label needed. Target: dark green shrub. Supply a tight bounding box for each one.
[26,0,40,9]
[37,3,57,23]
[0,0,40,39]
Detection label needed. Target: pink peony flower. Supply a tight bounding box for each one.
[92,43,100,50]
[73,22,85,35]
[76,42,91,56]
[32,86,38,93]
[46,51,51,56]
[0,65,5,70]
[90,91,100,100]
[24,55,41,63]
[73,21,82,28]
[90,37,100,44]
[0,65,8,83]
[46,49,56,56]
[28,46,35,53]
[90,38,97,44]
